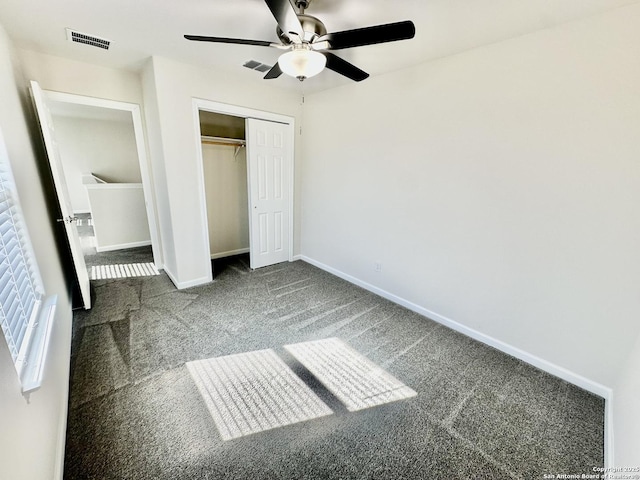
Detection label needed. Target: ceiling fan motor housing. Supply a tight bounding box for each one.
[277,14,327,44]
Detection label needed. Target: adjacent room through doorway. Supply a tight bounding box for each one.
[30,82,161,306]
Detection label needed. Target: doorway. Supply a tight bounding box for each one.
[193,99,295,275]
[30,82,161,308]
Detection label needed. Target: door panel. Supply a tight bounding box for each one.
[274,156,283,199]
[30,81,91,309]
[246,118,290,269]
[274,212,283,252]
[258,155,267,200]
[259,214,268,254]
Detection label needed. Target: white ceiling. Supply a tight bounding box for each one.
[0,0,636,93]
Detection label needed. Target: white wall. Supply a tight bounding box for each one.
[19,49,143,105]
[0,24,72,480]
[302,5,640,390]
[142,56,301,287]
[202,144,249,258]
[54,115,141,212]
[87,184,151,251]
[140,60,174,273]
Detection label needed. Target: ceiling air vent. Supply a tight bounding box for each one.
[66,28,111,50]
[243,60,272,73]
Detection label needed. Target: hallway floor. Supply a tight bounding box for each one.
[64,255,604,479]
[75,212,154,268]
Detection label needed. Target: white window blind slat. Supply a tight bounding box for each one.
[17,274,30,298]
[13,321,27,350]
[0,259,9,277]
[6,241,20,261]
[0,281,14,305]
[0,220,10,233]
[7,298,20,327]
[6,300,19,327]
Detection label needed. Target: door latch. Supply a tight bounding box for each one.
[56,215,79,224]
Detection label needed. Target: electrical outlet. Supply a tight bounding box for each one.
[374,262,382,272]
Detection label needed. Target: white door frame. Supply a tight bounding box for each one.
[192,98,295,274]
[43,89,163,270]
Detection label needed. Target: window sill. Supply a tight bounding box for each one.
[20,295,58,393]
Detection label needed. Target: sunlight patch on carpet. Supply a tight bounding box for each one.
[186,349,333,441]
[284,338,417,412]
[89,262,159,280]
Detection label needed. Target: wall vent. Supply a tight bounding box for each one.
[66,28,111,50]
[243,60,272,73]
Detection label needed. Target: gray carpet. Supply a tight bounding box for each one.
[65,254,604,479]
[75,212,154,267]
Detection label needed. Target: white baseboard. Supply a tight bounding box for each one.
[54,362,70,480]
[95,240,152,253]
[605,395,614,468]
[54,401,68,480]
[291,254,303,262]
[163,266,211,290]
[163,266,179,289]
[299,255,614,416]
[210,248,249,260]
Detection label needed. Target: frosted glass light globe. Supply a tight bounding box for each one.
[278,48,326,81]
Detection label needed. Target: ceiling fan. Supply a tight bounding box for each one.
[185,0,416,82]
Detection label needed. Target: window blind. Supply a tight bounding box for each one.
[0,160,44,378]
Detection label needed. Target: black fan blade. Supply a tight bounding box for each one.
[324,52,369,82]
[324,20,415,50]
[264,0,303,38]
[184,35,273,47]
[264,63,283,79]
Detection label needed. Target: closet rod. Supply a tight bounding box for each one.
[201,135,246,147]
[201,135,246,159]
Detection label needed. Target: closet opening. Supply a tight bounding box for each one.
[193,98,295,281]
[198,111,250,278]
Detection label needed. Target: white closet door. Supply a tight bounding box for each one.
[30,80,91,309]
[246,118,291,269]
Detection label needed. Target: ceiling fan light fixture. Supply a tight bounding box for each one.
[278,46,326,81]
